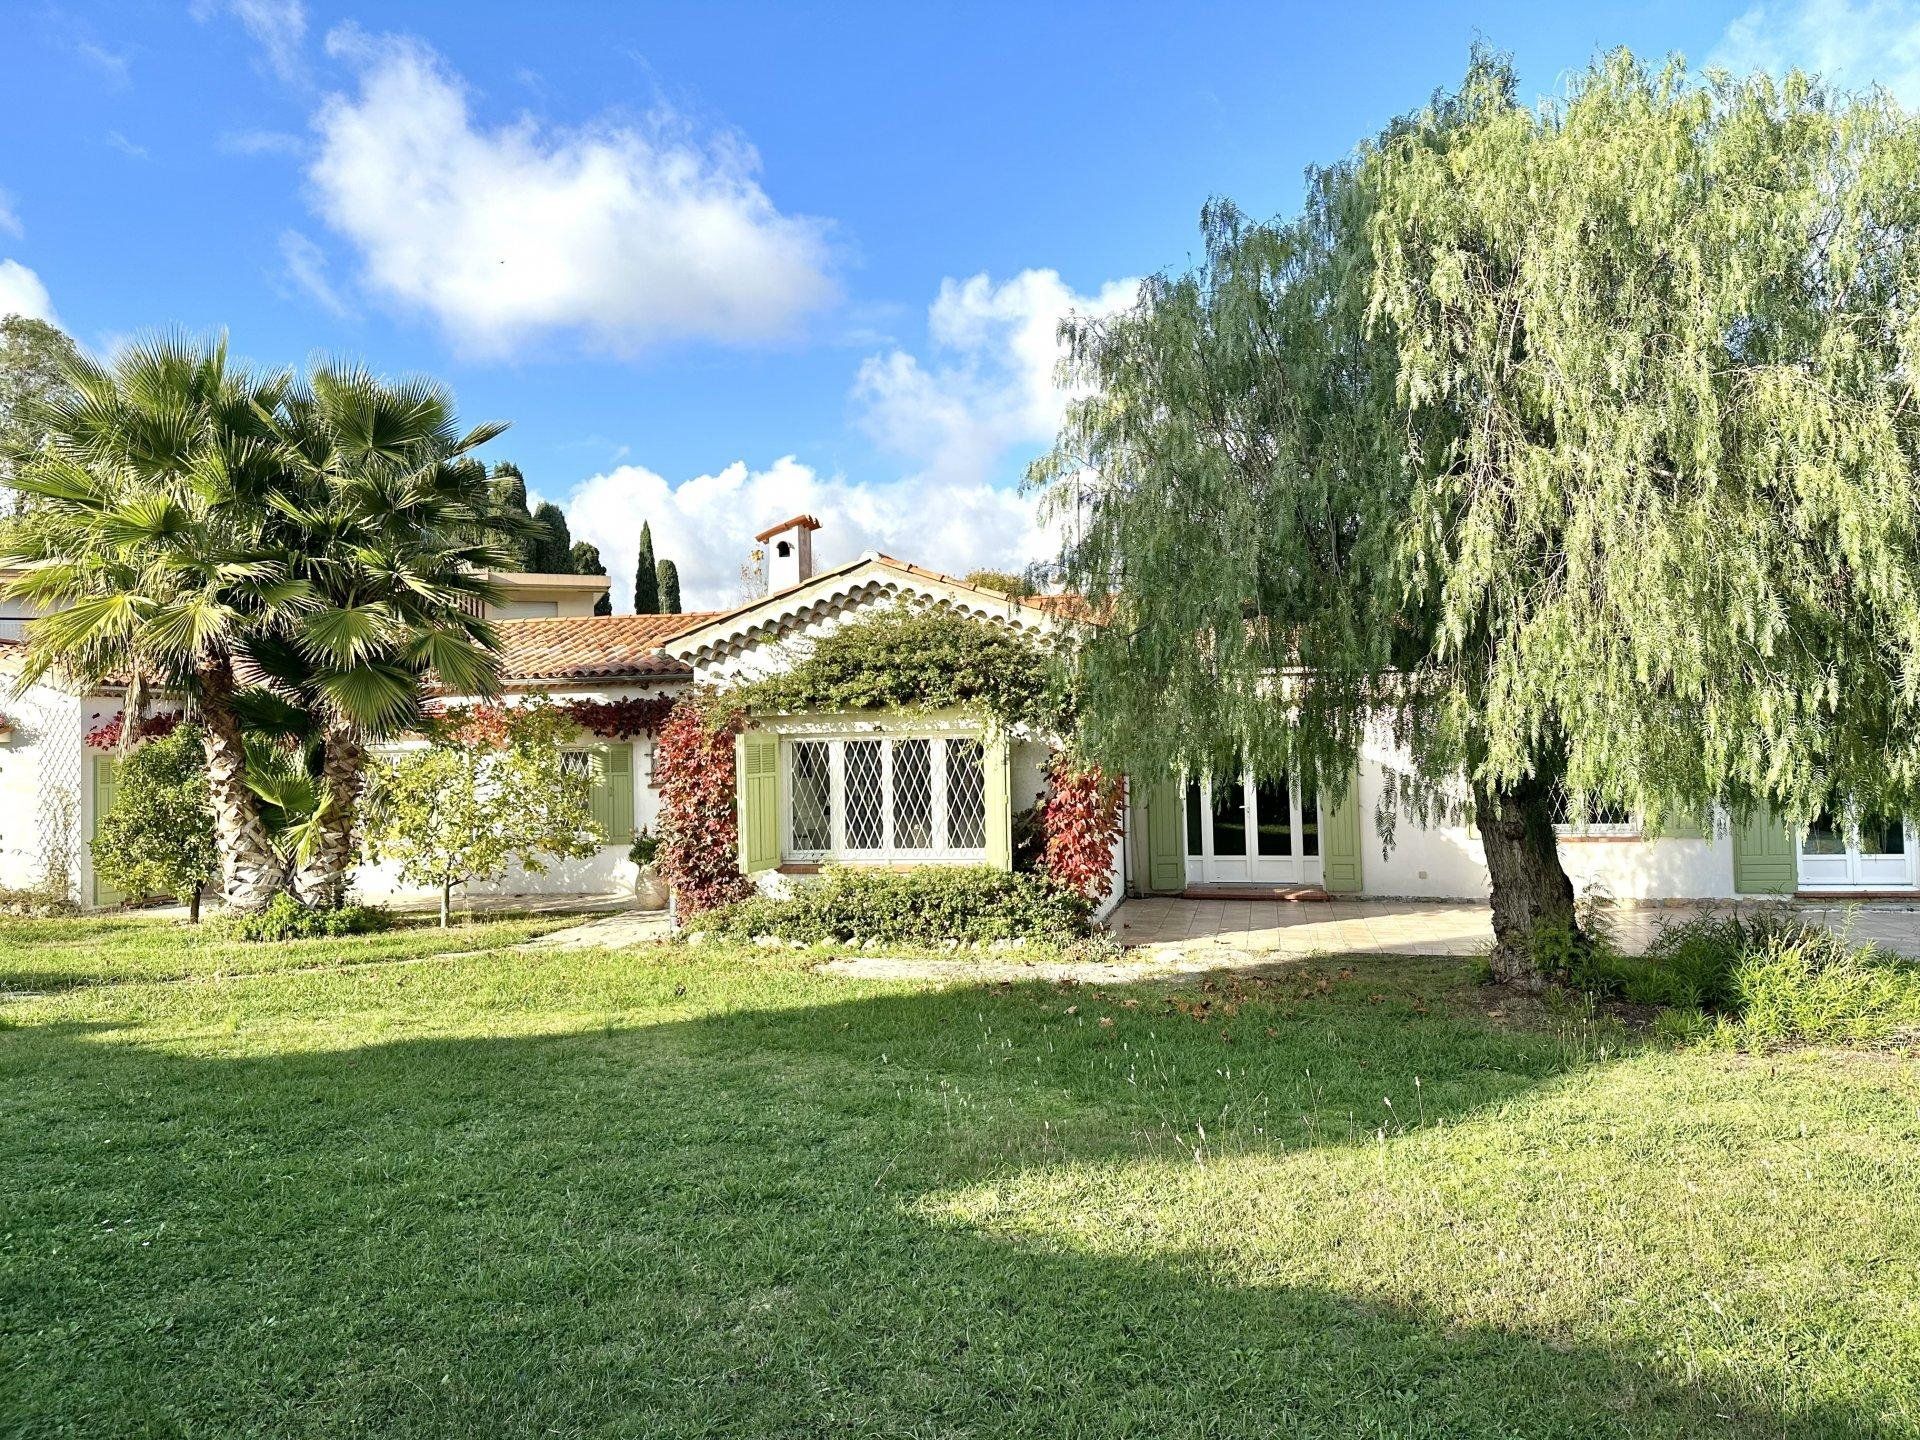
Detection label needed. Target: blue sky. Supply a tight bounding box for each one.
[0,0,1908,608]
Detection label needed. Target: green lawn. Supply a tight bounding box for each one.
[3,918,1917,1438]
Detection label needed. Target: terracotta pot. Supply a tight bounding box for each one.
[633,863,669,911]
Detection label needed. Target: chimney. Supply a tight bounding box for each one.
[754,513,821,592]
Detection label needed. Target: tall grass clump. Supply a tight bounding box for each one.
[1535,906,1920,1049]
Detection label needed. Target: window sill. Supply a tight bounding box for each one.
[779,857,987,873]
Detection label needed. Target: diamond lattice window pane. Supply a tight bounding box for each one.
[844,739,884,849]
[893,738,933,849]
[790,741,831,852]
[945,739,986,849]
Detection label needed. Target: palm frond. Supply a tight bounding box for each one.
[139,596,234,659]
[313,662,420,733]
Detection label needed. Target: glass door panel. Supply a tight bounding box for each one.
[1211,783,1248,857]
[1798,811,1916,889]
[1254,778,1292,857]
[1856,815,1912,887]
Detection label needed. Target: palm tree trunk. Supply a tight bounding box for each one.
[196,657,284,914]
[294,724,366,910]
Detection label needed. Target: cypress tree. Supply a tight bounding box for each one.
[488,461,539,569]
[656,558,682,614]
[633,522,659,613]
[531,502,571,573]
[572,541,613,615]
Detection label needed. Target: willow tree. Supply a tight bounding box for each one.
[1036,49,1920,981]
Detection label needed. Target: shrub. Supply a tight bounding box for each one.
[697,866,1093,945]
[223,893,393,942]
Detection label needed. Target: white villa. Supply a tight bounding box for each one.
[0,514,1900,914]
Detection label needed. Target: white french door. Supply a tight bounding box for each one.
[1183,774,1321,886]
[1797,813,1917,891]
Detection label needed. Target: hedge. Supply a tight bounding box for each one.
[695,866,1092,945]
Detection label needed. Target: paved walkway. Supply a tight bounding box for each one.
[1109,896,1920,961]
[521,907,674,949]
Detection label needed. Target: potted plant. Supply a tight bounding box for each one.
[629,827,668,910]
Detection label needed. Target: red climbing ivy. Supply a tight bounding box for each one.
[1041,753,1125,901]
[561,695,676,740]
[424,701,514,747]
[655,692,753,915]
[84,710,186,749]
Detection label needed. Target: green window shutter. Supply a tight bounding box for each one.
[91,754,124,908]
[1142,779,1187,894]
[1661,806,1709,840]
[1733,807,1796,894]
[984,731,1012,871]
[1320,769,1365,895]
[737,731,780,875]
[584,746,610,838]
[584,742,634,842]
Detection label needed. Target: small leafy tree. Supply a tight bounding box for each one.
[0,316,81,501]
[634,521,659,613]
[92,726,220,920]
[963,569,1033,599]
[362,701,598,925]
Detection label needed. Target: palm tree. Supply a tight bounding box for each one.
[0,336,300,913]
[256,365,514,908]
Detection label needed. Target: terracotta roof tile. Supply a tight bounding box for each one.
[493,612,720,683]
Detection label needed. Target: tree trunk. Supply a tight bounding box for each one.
[440,876,452,929]
[196,658,284,914]
[188,885,201,925]
[1473,773,1581,988]
[294,723,366,910]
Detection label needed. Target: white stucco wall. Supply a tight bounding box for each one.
[0,679,90,897]
[345,682,675,906]
[1355,724,1737,901]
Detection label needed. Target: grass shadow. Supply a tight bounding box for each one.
[0,954,1905,1437]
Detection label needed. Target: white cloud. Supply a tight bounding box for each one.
[105,131,149,161]
[0,193,21,239]
[560,455,1059,613]
[278,229,349,317]
[1712,0,1920,104]
[551,268,1135,609]
[219,128,306,157]
[306,27,836,357]
[191,0,307,82]
[0,261,57,324]
[852,268,1137,492]
[75,39,129,83]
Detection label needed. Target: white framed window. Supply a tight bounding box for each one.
[1549,786,1640,839]
[782,733,988,862]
